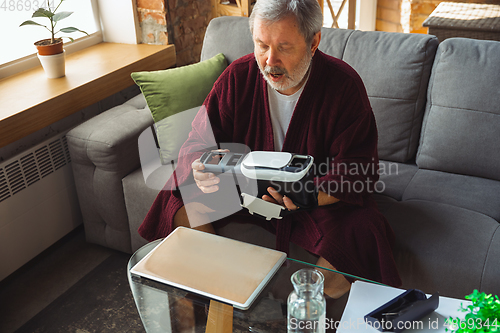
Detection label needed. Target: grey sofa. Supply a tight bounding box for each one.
[67,16,500,300]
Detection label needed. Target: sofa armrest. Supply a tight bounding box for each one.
[67,93,153,253]
[68,94,151,172]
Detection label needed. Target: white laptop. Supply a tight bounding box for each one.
[130,227,287,310]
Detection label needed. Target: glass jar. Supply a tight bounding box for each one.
[287,268,326,333]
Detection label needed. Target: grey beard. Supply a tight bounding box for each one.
[256,52,312,93]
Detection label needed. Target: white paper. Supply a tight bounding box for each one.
[337,281,471,333]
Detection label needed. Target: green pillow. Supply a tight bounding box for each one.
[131,53,228,163]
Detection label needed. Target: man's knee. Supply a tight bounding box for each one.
[173,206,190,228]
[173,205,215,234]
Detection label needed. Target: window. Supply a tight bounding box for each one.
[0,0,100,66]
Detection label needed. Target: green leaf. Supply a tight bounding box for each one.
[32,8,54,18]
[450,291,500,333]
[53,11,73,22]
[20,20,46,28]
[60,27,89,35]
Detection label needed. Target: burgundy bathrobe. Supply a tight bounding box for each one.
[139,51,402,287]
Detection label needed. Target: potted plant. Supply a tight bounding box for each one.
[20,0,88,78]
[446,290,500,333]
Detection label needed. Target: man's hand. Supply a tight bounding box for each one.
[262,187,300,211]
[262,187,340,210]
[192,159,220,193]
[192,149,228,193]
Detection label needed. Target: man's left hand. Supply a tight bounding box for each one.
[262,187,300,211]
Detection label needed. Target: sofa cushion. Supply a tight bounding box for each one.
[482,228,500,296]
[417,38,500,181]
[402,169,500,221]
[340,31,438,163]
[131,53,228,164]
[376,161,418,201]
[382,200,499,298]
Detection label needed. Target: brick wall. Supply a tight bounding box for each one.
[137,0,169,44]
[376,0,405,32]
[376,0,500,33]
[136,0,213,66]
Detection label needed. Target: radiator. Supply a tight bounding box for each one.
[0,132,82,281]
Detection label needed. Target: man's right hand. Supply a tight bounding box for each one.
[192,158,220,193]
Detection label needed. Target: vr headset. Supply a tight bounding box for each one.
[200,151,318,220]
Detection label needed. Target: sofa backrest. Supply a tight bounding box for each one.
[416,38,500,181]
[201,16,254,64]
[321,30,438,163]
[200,17,438,163]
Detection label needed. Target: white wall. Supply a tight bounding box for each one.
[97,0,141,44]
[357,0,377,31]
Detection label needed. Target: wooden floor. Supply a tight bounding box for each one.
[0,226,118,333]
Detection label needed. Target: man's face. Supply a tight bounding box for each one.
[253,16,320,96]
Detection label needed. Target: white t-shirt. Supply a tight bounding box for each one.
[267,82,307,151]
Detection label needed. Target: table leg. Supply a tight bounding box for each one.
[205,300,233,333]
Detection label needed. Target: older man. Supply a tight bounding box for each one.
[139,0,402,296]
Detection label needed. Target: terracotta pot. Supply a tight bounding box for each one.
[34,38,63,56]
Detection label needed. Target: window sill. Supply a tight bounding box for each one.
[0,42,176,149]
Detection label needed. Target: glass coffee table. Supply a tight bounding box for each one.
[127,239,386,333]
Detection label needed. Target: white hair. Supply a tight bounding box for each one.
[249,0,323,44]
